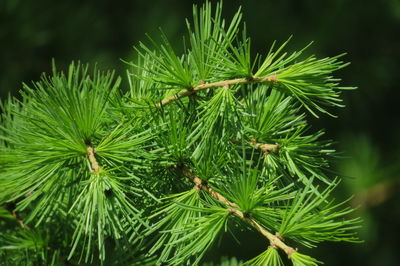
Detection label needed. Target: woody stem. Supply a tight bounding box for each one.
[87,147,100,173]
[156,74,278,107]
[173,164,296,257]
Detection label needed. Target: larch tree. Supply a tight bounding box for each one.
[0,2,360,265]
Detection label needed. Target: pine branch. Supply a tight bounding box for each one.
[0,2,360,264]
[173,164,296,257]
[156,74,278,107]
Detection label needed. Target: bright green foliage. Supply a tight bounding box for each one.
[244,247,283,266]
[0,64,153,264]
[290,252,322,266]
[278,179,361,248]
[0,1,360,265]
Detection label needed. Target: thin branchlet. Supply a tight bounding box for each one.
[156,74,278,107]
[173,165,238,207]
[87,146,100,173]
[173,164,296,257]
[250,138,280,155]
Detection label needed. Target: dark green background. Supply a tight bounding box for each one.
[1,0,399,265]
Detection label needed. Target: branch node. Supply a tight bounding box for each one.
[267,74,278,82]
[246,75,254,81]
[250,138,280,155]
[87,146,100,173]
[227,208,236,214]
[269,244,278,249]
[275,232,285,242]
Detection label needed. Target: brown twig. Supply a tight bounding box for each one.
[250,138,280,155]
[174,165,238,208]
[173,164,296,257]
[87,147,100,173]
[156,74,278,107]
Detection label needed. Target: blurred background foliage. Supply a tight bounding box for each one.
[1,0,399,265]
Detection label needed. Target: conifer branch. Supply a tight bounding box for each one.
[87,147,100,173]
[156,74,278,107]
[0,2,360,264]
[173,164,296,257]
